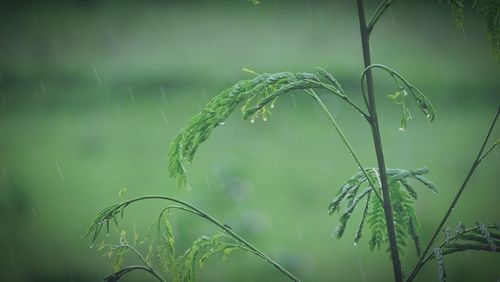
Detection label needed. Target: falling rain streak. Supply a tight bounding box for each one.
[2,169,8,182]
[40,79,47,96]
[290,93,298,109]
[203,173,212,192]
[358,258,367,282]
[160,86,168,104]
[161,109,169,126]
[56,161,65,182]
[128,87,136,104]
[294,222,303,242]
[92,66,103,85]
[30,204,38,218]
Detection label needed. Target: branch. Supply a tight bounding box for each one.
[307,89,382,203]
[407,106,500,281]
[104,265,164,282]
[367,0,396,35]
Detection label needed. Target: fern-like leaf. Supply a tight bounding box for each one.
[444,0,500,63]
[168,68,346,189]
[330,167,436,256]
[434,247,447,282]
[425,222,500,281]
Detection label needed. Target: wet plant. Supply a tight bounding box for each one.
[87,1,500,281]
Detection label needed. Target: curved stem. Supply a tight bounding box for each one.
[367,0,396,34]
[308,90,382,203]
[104,265,164,282]
[98,196,300,282]
[477,141,499,163]
[356,1,404,281]
[406,106,500,282]
[360,64,435,122]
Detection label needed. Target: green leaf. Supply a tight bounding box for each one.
[434,247,447,282]
[168,68,346,189]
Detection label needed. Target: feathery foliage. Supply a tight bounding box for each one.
[329,167,436,256]
[86,196,296,281]
[168,67,353,190]
[445,0,500,63]
[88,1,500,281]
[428,222,500,281]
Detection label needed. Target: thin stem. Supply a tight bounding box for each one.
[96,196,300,282]
[367,0,396,35]
[360,64,435,122]
[106,244,165,282]
[305,79,370,121]
[407,106,500,282]
[356,1,404,281]
[104,265,164,282]
[308,90,382,203]
[477,141,499,163]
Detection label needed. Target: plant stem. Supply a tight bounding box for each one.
[356,1,404,281]
[406,106,500,282]
[104,265,164,282]
[367,0,395,34]
[309,90,382,202]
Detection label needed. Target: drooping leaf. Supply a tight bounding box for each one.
[168,68,346,189]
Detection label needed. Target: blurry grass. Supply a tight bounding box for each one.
[0,1,499,281]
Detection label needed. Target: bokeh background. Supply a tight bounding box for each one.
[0,0,499,281]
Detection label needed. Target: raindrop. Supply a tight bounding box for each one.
[220,121,225,125]
[160,87,168,104]
[358,258,367,282]
[353,242,358,246]
[203,174,212,192]
[67,267,75,282]
[161,109,169,126]
[40,79,47,96]
[294,222,303,242]
[291,93,298,109]
[128,87,136,104]
[262,116,267,122]
[30,204,38,218]
[55,161,65,182]
[2,169,8,182]
[201,91,208,103]
[92,66,103,85]
[398,127,405,132]
[250,117,256,123]
[270,103,275,109]
[426,114,431,119]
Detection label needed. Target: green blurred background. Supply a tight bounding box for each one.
[0,0,499,281]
